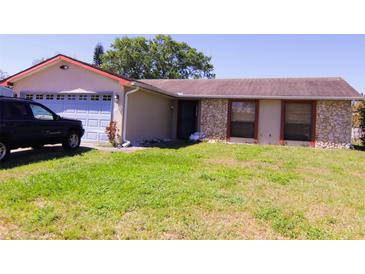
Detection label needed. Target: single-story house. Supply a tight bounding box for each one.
[0,86,13,97]
[0,54,363,148]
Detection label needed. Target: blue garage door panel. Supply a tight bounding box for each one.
[22,93,112,142]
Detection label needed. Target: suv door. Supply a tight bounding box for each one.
[28,103,65,143]
[0,101,37,147]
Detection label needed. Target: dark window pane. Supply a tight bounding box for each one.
[284,124,311,141]
[231,122,255,138]
[230,101,256,138]
[284,103,312,141]
[2,102,31,120]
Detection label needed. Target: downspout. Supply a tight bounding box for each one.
[122,83,140,146]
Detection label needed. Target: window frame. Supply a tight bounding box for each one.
[29,103,57,121]
[280,100,317,145]
[227,100,259,142]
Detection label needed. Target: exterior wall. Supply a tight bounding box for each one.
[315,100,352,148]
[13,61,125,139]
[200,99,228,140]
[199,99,352,149]
[125,89,176,143]
[258,100,281,144]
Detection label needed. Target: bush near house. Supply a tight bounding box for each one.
[105,121,120,147]
[0,143,364,240]
[359,102,365,145]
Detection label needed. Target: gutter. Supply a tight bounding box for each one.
[173,94,365,100]
[122,82,140,145]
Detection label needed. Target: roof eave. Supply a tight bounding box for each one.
[175,94,365,100]
[0,54,132,87]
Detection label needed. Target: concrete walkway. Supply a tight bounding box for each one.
[81,142,147,153]
[11,142,147,154]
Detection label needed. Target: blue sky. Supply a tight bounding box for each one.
[0,34,364,93]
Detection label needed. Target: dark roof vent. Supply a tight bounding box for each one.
[60,65,69,70]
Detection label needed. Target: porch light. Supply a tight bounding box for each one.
[114,94,119,102]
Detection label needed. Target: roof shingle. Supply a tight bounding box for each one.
[140,77,362,99]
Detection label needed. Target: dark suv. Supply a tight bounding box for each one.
[0,96,85,162]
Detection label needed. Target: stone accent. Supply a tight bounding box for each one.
[200,99,228,140]
[315,100,352,148]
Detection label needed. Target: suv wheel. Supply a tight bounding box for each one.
[63,132,81,150]
[0,141,10,162]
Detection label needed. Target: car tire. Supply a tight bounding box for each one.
[0,140,10,162]
[62,131,81,151]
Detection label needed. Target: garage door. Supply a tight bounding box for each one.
[22,93,112,142]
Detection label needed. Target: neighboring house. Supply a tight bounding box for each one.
[0,54,363,147]
[0,86,13,97]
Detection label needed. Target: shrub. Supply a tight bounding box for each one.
[359,102,365,145]
[105,121,120,147]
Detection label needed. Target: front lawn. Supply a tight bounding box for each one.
[0,143,364,239]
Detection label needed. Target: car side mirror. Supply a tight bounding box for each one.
[54,115,61,120]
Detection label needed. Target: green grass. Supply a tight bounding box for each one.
[0,143,364,239]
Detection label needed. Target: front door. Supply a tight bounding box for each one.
[177,100,197,139]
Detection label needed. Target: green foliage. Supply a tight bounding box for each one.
[352,101,364,128]
[358,101,365,145]
[93,43,104,67]
[101,35,215,79]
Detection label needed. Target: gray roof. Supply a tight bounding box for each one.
[140,77,363,99]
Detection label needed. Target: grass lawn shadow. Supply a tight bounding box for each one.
[352,145,365,151]
[142,140,199,150]
[0,146,94,169]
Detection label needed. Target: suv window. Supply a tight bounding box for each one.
[30,104,54,120]
[1,102,32,120]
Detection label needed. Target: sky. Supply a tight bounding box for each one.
[0,34,364,93]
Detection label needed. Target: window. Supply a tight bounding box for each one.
[25,94,33,100]
[229,101,257,138]
[90,95,99,101]
[283,102,313,141]
[56,95,65,100]
[35,94,43,100]
[68,95,76,100]
[1,102,32,120]
[30,104,54,120]
[46,94,54,100]
[103,95,112,101]
[79,95,88,100]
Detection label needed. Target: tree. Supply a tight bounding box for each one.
[352,101,364,128]
[359,101,365,145]
[0,69,8,80]
[32,57,48,65]
[93,43,104,67]
[101,35,215,79]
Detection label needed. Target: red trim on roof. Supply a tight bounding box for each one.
[0,54,131,87]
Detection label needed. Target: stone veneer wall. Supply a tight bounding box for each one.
[315,100,352,148]
[200,99,228,140]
